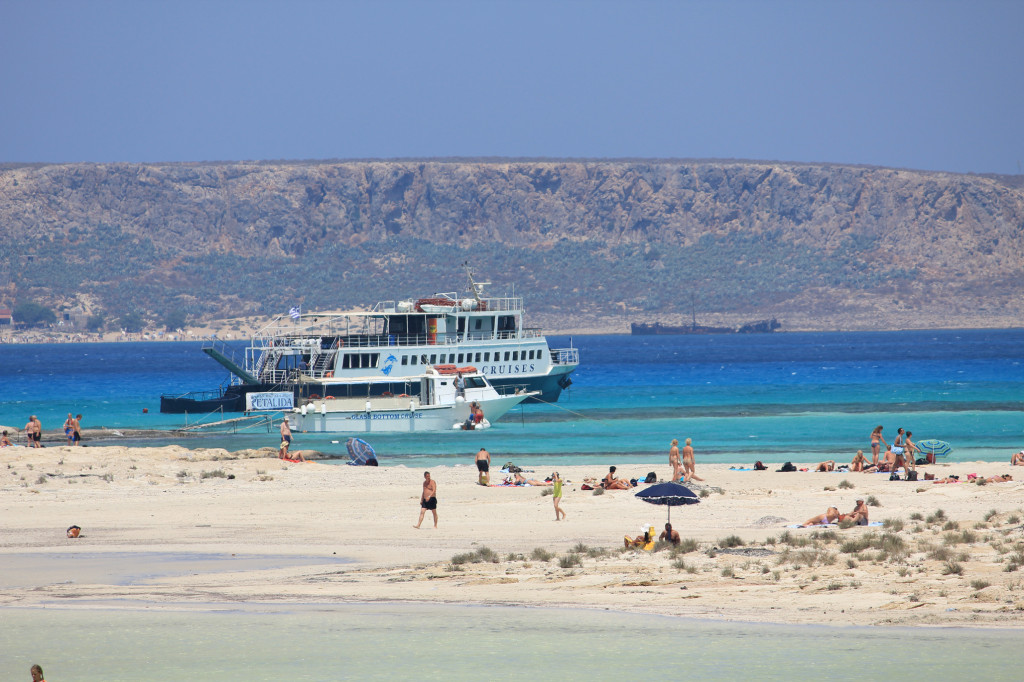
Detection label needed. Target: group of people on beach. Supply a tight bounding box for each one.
[20,415,51,448]
[0,414,83,449]
[669,438,703,483]
[62,413,83,446]
[801,498,870,527]
[847,425,920,475]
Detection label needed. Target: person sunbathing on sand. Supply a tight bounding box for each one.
[814,460,836,472]
[932,475,960,484]
[843,499,869,526]
[659,522,681,545]
[875,445,897,472]
[801,507,840,527]
[513,472,552,486]
[850,450,866,472]
[1011,451,1024,466]
[624,525,655,549]
[603,466,632,490]
[982,474,1013,483]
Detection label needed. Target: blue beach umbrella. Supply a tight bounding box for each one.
[346,438,377,466]
[634,482,700,523]
[917,439,952,459]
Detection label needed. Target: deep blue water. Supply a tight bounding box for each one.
[1,329,1022,465]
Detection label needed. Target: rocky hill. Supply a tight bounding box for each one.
[0,159,1022,332]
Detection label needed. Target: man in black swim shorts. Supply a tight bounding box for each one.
[415,471,438,529]
[475,447,491,485]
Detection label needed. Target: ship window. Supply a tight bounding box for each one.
[449,354,455,363]
[504,352,510,361]
[411,355,418,365]
[429,354,437,364]
[474,319,482,330]
[484,352,490,361]
[512,351,518,361]
[466,377,485,388]
[458,353,464,363]
[340,353,380,369]
[401,356,408,366]
[475,352,481,362]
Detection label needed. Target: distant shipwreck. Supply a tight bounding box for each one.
[630,317,781,335]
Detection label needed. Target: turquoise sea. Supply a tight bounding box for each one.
[1,329,1022,466]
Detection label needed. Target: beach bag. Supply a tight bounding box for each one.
[924,473,935,480]
[889,473,901,481]
[906,471,918,481]
[754,461,767,470]
[67,525,81,538]
[644,471,657,483]
[778,462,796,472]
[581,484,593,490]
[916,457,929,465]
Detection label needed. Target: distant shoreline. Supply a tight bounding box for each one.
[1,322,1023,345]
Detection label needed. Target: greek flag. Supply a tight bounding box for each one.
[289,306,301,320]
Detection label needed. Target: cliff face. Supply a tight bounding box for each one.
[1,159,1022,331]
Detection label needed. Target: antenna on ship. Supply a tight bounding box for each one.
[463,261,488,303]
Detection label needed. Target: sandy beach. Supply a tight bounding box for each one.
[2,443,1023,628]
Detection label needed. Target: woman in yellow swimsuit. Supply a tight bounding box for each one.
[552,472,566,521]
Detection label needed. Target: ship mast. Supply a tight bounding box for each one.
[463,262,488,304]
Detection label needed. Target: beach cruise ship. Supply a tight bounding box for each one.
[160,272,579,414]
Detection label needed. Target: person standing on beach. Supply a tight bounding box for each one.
[870,426,886,469]
[415,471,438,529]
[682,438,703,482]
[903,431,919,472]
[30,664,46,682]
[64,413,75,445]
[475,447,490,485]
[73,413,83,445]
[552,471,566,520]
[669,439,682,482]
[892,428,905,457]
[279,416,292,459]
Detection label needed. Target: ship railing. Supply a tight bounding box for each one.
[550,347,579,365]
[479,296,523,312]
[492,382,532,396]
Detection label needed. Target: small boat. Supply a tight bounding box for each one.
[288,366,537,434]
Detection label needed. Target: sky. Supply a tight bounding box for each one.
[1,0,1022,174]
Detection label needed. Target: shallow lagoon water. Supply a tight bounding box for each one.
[4,602,1023,681]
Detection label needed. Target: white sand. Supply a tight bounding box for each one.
[2,444,1023,627]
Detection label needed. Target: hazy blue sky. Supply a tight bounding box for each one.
[2,0,1021,174]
